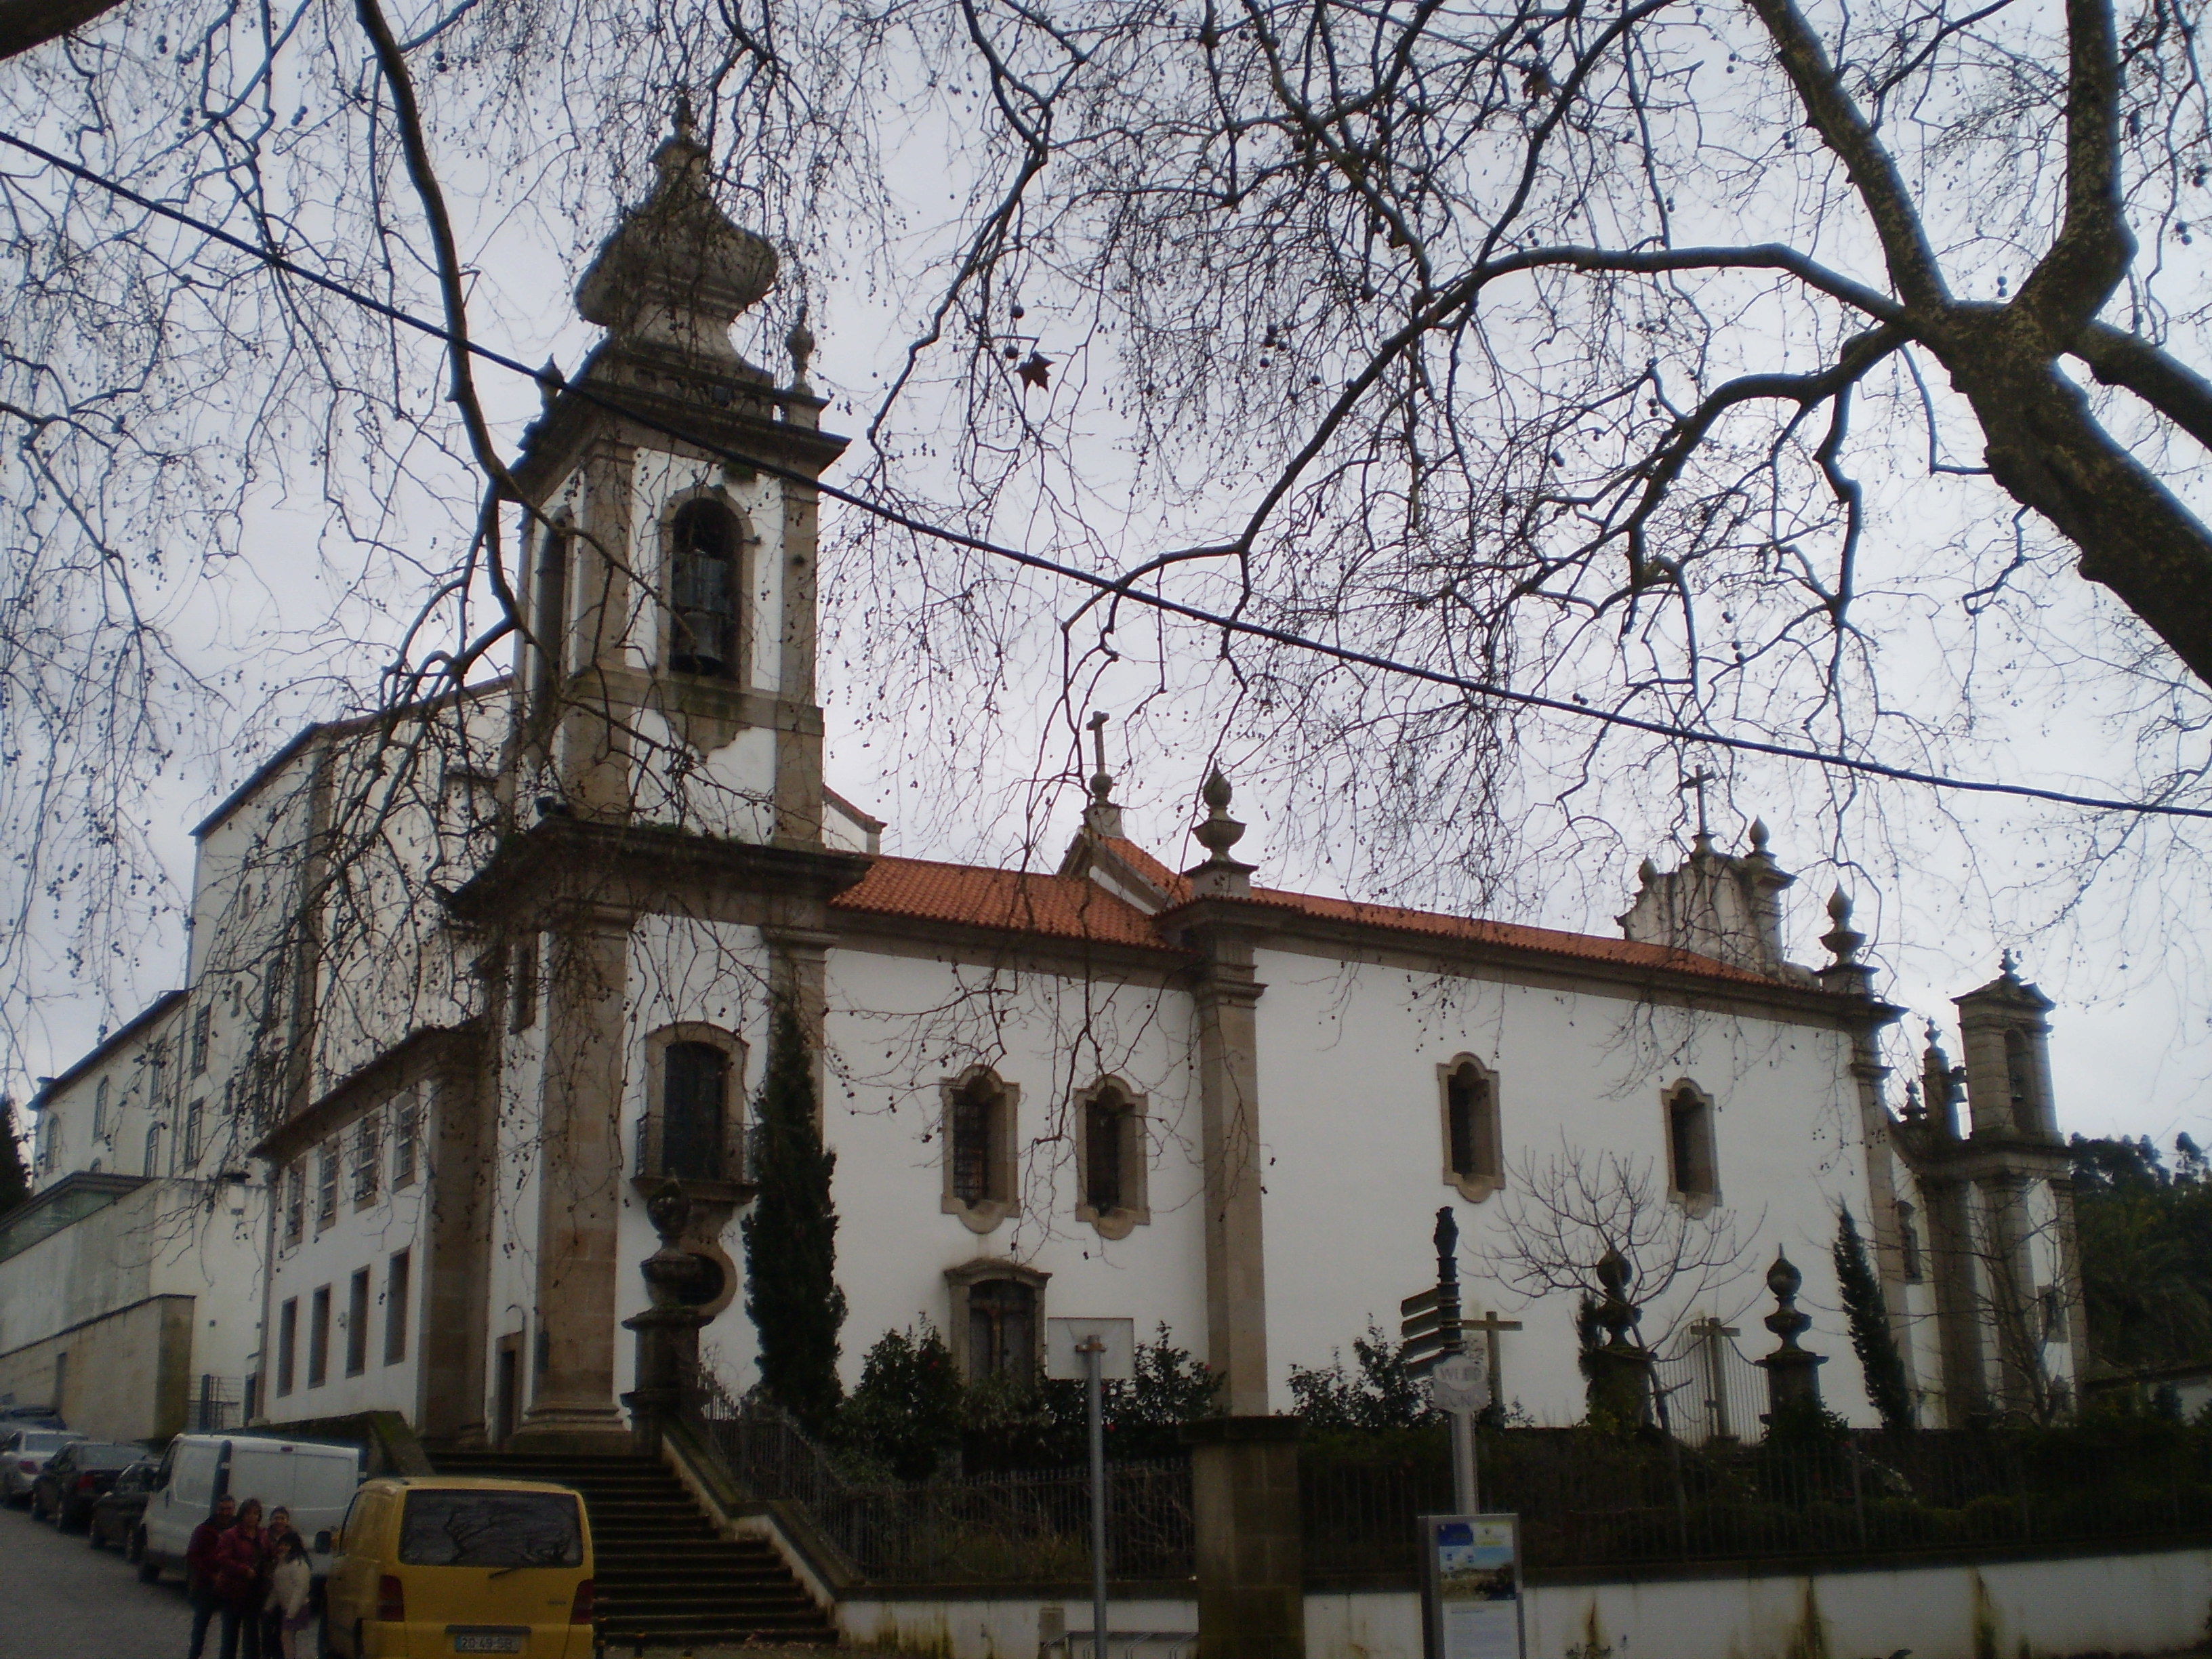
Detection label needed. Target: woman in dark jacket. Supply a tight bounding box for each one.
[208,1497,268,1659]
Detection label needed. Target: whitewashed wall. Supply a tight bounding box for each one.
[1251,949,1875,1423]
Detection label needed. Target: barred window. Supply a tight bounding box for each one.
[392,1092,420,1190]
[284,1162,306,1248]
[352,1112,382,1206]
[661,1043,729,1181]
[316,1142,339,1230]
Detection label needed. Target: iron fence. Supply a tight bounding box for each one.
[1302,1427,2212,1579]
[703,1400,1195,1584]
[182,1374,243,1433]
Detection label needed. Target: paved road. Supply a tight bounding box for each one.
[0,1495,197,1658]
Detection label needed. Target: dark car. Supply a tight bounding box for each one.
[30,1441,144,1531]
[0,1427,81,1503]
[87,1458,158,1554]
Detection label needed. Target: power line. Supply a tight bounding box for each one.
[6,127,2211,824]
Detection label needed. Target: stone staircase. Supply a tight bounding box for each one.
[431,1449,838,1652]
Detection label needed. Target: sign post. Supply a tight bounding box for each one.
[1046,1317,1136,1659]
[1427,1351,1488,1512]
[1420,1513,1525,1659]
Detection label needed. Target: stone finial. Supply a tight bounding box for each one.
[1999,947,2021,979]
[1594,1247,1638,1347]
[575,113,777,365]
[1185,765,1256,895]
[1763,1250,1808,1347]
[1748,817,1771,855]
[1193,768,1243,856]
[785,304,816,394]
[1081,711,1124,838]
[1901,1078,1927,1122]
[1820,887,1864,966]
[1756,1246,1825,1415]
[1638,857,1658,885]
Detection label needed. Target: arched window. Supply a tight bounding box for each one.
[1085,1096,1124,1210]
[1439,1057,1503,1200]
[143,1124,162,1178]
[1665,1081,1719,1206]
[1896,1201,1925,1282]
[1075,1079,1150,1237]
[640,1026,746,1189]
[668,500,741,679]
[663,1042,729,1181]
[941,1067,1019,1231]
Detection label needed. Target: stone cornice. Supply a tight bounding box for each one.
[1153,893,1903,1032]
[447,817,874,931]
[511,343,847,501]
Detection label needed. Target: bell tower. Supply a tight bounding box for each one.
[508,108,845,846]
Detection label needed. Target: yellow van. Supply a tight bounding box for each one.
[321,1476,594,1657]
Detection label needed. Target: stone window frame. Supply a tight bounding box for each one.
[656,485,757,687]
[1072,1076,1150,1240]
[1437,1054,1505,1202]
[1896,1200,1925,1283]
[637,1023,750,1194]
[1663,1078,1721,1214]
[941,1065,1021,1235]
[944,1258,1050,1382]
[276,1297,298,1397]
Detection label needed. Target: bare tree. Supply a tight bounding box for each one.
[1477,1141,1760,1366]
[5,0,2212,1090]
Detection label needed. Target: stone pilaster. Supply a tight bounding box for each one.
[1185,1417,1303,1659]
[1923,1176,1988,1424]
[417,1029,494,1446]
[514,903,634,1452]
[1192,949,1269,1416]
[557,435,637,819]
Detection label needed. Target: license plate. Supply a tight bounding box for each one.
[449,1632,525,1654]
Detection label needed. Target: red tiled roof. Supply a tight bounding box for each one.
[834,846,1788,989]
[832,855,1174,951]
[1241,888,1780,986]
[1097,837,1192,904]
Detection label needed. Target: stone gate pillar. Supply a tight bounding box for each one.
[1184,1417,1303,1659]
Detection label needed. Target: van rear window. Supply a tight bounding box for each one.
[398,1490,583,1569]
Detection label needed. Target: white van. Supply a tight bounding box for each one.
[136,1433,364,1584]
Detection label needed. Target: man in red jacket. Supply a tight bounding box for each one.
[184,1493,237,1659]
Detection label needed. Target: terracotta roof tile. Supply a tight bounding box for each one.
[832,855,1174,951]
[1243,887,1781,985]
[838,847,1794,989]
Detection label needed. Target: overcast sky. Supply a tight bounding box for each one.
[5,24,2206,1159]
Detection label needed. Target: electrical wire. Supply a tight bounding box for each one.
[5,127,2211,823]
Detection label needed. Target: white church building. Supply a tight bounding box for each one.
[15,123,2085,1452]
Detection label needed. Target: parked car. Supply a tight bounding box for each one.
[324,1477,594,1658]
[0,1427,82,1504]
[0,1405,66,1430]
[32,1441,146,1530]
[138,1433,362,1585]
[87,1458,159,1553]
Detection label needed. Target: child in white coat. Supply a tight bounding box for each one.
[265,1533,314,1659]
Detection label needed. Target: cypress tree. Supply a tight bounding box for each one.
[0,1097,30,1216]
[1835,1204,1915,1431]
[741,1001,847,1435]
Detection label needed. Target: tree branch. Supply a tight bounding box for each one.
[1742,0,1952,313]
[2074,321,2212,455]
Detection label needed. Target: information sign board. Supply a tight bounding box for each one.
[1418,1514,1524,1659]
